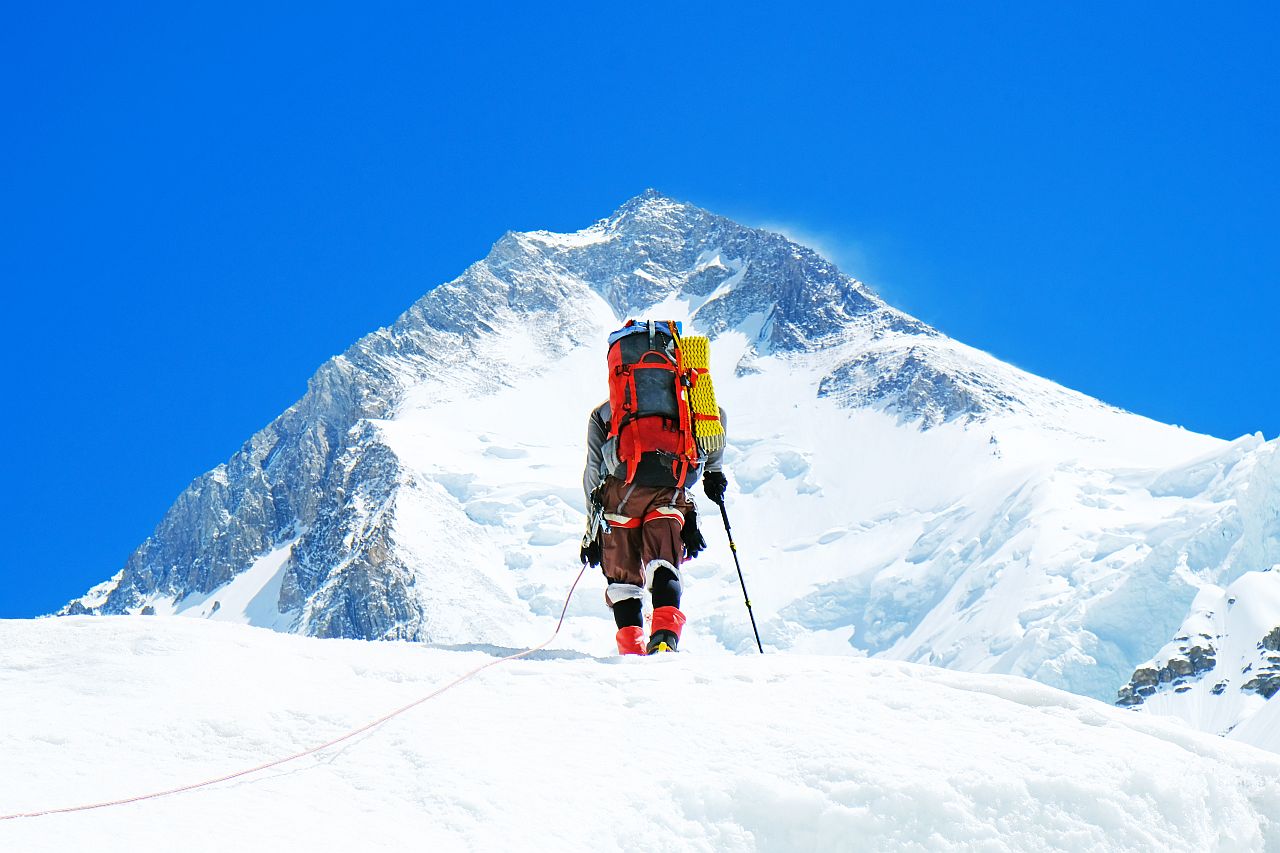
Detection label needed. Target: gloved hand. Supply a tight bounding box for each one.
[702,470,728,504]
[681,510,707,560]
[582,489,606,567]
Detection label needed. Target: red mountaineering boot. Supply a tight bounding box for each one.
[616,626,646,655]
[647,606,686,654]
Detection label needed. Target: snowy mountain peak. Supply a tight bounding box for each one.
[499,190,892,350]
[601,186,691,225]
[57,192,1280,754]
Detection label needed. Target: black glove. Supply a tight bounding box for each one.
[681,510,707,560]
[702,470,728,504]
[580,537,602,568]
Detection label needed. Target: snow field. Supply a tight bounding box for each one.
[2,617,1277,852]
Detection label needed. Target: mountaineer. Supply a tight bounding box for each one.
[581,320,728,655]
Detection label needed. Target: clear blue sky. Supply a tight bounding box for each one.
[2,3,1276,618]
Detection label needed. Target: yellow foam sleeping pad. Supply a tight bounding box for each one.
[680,336,726,455]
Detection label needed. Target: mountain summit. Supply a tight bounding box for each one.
[62,192,1280,750]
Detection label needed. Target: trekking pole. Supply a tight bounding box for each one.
[716,499,764,654]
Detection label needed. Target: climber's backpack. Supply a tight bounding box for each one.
[605,320,724,486]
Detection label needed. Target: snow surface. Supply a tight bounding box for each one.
[1234,690,1280,753]
[2,617,1277,852]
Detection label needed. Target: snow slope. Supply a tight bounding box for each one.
[2,617,1278,852]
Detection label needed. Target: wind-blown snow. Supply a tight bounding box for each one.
[2,617,1277,852]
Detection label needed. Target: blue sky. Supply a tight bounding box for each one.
[2,3,1276,617]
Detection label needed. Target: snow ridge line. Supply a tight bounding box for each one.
[0,566,589,822]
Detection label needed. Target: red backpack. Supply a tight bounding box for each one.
[606,320,702,485]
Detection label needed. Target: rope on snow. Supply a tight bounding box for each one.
[0,565,588,822]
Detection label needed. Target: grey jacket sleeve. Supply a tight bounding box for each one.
[583,403,609,509]
[703,407,728,473]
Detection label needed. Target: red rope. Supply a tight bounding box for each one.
[1,565,588,821]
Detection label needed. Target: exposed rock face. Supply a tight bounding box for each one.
[77,344,403,625]
[1117,642,1218,706]
[1241,627,1280,699]
[276,424,423,639]
[1242,671,1280,700]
